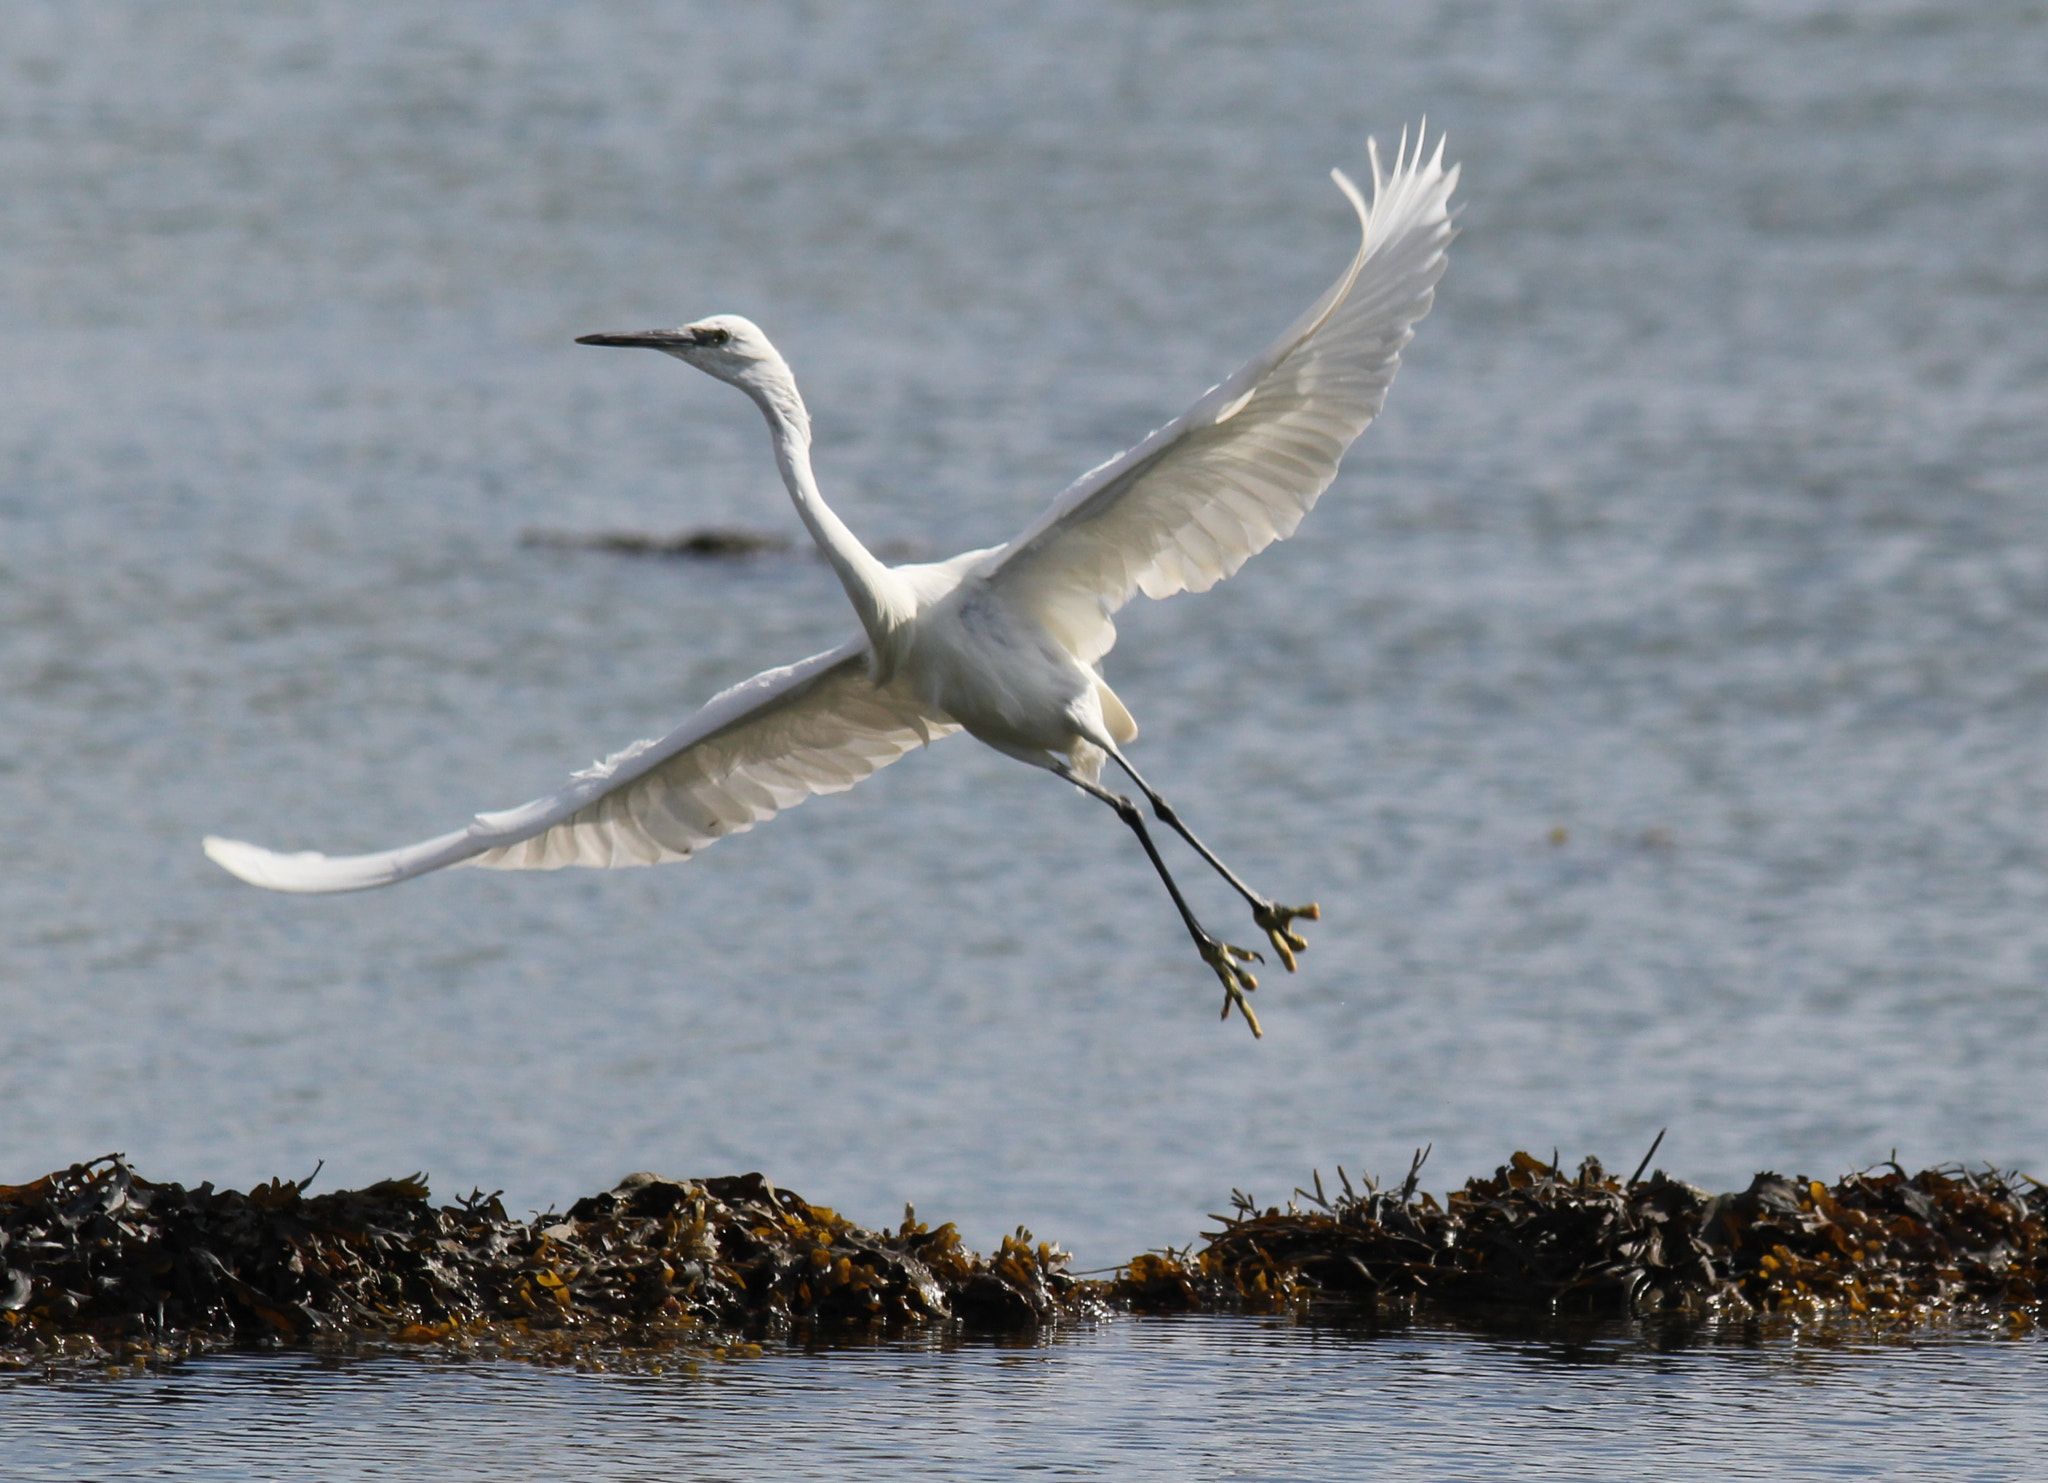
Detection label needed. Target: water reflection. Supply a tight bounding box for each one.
[5,1317,2043,1482]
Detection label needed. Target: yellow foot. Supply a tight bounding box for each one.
[1251,901,1320,973]
[1200,938,1264,1039]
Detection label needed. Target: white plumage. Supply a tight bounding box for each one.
[205,639,953,890]
[205,130,1459,1034]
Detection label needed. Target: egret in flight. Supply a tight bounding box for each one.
[205,130,1459,1037]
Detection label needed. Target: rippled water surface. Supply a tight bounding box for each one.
[6,1318,2047,1482]
[5,0,2048,1468]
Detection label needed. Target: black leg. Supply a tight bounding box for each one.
[1057,766,1264,1037]
[1107,754,1321,971]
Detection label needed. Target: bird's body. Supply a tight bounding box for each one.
[903,564,1134,773]
[206,131,1460,1034]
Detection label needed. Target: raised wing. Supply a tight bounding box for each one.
[203,638,958,893]
[984,129,1458,664]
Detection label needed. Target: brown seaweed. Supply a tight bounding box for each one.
[0,1158,1078,1374]
[6,1147,2042,1376]
[1117,1148,2046,1327]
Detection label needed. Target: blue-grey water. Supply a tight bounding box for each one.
[4,1318,2046,1483]
[4,0,2047,1473]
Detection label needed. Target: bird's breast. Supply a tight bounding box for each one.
[902,590,1091,754]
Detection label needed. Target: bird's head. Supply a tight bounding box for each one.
[575,314,787,391]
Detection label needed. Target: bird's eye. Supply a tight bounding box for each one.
[700,327,731,347]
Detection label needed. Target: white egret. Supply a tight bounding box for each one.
[205,130,1459,1036]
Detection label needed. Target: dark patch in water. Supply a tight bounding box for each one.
[521,527,795,559]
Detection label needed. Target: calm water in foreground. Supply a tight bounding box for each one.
[5,1317,2047,1482]
[5,0,2048,1472]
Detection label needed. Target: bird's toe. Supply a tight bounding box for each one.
[1252,901,1320,972]
[1199,938,1264,1038]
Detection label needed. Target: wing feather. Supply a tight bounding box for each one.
[985,129,1459,662]
[202,638,958,893]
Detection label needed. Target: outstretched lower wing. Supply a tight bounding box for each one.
[983,129,1459,664]
[203,638,957,893]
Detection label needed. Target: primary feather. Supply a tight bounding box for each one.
[985,130,1458,664]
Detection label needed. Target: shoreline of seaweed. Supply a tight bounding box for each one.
[3,1148,2041,1377]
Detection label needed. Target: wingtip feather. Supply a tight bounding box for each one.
[202,832,427,893]
[203,834,333,893]
[1329,166,1367,223]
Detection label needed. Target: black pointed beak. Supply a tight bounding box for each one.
[576,328,703,349]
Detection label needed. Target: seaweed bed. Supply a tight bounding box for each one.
[4,1147,2042,1374]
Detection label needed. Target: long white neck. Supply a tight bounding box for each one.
[743,371,915,672]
